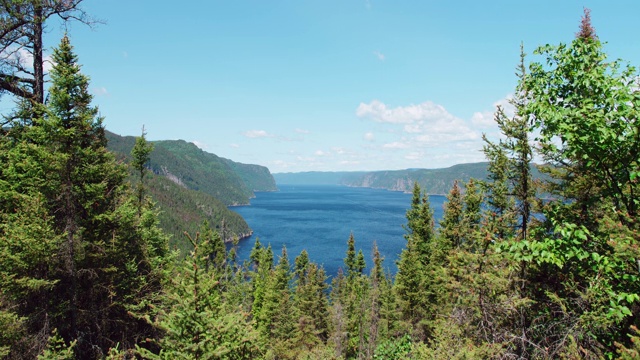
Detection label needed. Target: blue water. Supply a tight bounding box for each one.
[230,185,446,280]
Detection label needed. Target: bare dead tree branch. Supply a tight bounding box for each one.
[0,0,97,106]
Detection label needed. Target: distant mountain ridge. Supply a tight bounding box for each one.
[275,162,546,194]
[340,163,489,194]
[105,131,277,250]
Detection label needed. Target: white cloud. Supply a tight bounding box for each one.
[92,87,109,96]
[471,94,516,127]
[383,141,409,149]
[1,47,53,73]
[192,140,208,149]
[295,128,310,134]
[493,95,515,117]
[373,51,385,61]
[364,132,375,141]
[356,99,479,146]
[243,130,274,138]
[471,111,494,127]
[404,151,424,161]
[229,143,240,148]
[356,100,454,124]
[315,150,325,156]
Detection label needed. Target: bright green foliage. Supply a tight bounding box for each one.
[293,253,330,353]
[395,182,439,340]
[140,232,261,360]
[37,330,76,360]
[373,334,411,360]
[527,13,639,224]
[329,235,375,358]
[506,10,640,357]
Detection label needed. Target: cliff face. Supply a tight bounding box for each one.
[222,159,277,192]
[340,163,490,194]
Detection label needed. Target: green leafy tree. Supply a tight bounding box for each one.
[506,9,640,357]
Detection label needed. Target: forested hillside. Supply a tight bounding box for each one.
[275,162,546,194]
[106,131,253,248]
[340,162,489,193]
[1,5,639,360]
[106,131,277,205]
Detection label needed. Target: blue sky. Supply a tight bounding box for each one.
[17,1,640,172]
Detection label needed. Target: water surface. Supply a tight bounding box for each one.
[230,185,446,279]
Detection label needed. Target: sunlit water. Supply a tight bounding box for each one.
[230,184,446,280]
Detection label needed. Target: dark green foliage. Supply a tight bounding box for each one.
[0,35,169,358]
[395,182,440,339]
[222,159,278,192]
[106,131,256,250]
[132,127,154,212]
[329,235,380,358]
[107,131,276,205]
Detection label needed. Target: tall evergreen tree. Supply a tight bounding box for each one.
[394,182,437,340]
[0,35,169,358]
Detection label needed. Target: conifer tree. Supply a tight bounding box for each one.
[132,126,154,213]
[0,35,169,357]
[394,182,437,340]
[439,180,464,249]
[140,232,261,359]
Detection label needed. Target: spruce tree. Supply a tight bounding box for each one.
[1,35,171,358]
[394,182,437,340]
[139,232,260,359]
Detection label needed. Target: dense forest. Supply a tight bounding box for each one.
[1,4,639,360]
[105,131,276,251]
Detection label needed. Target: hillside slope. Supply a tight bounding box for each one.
[275,162,547,194]
[105,131,275,249]
[341,163,489,194]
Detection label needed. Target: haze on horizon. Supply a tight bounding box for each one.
[11,1,639,173]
